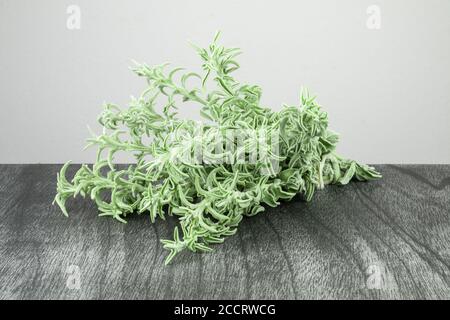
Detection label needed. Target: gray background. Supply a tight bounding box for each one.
[0,0,449,164]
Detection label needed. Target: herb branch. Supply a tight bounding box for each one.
[54,32,381,264]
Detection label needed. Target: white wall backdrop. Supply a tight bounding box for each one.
[1,0,449,163]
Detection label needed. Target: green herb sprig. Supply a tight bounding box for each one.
[54,32,381,264]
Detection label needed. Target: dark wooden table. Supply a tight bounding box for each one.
[0,164,449,300]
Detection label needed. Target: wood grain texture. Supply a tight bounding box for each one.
[0,164,449,300]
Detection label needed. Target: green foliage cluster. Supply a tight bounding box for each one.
[55,33,380,264]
